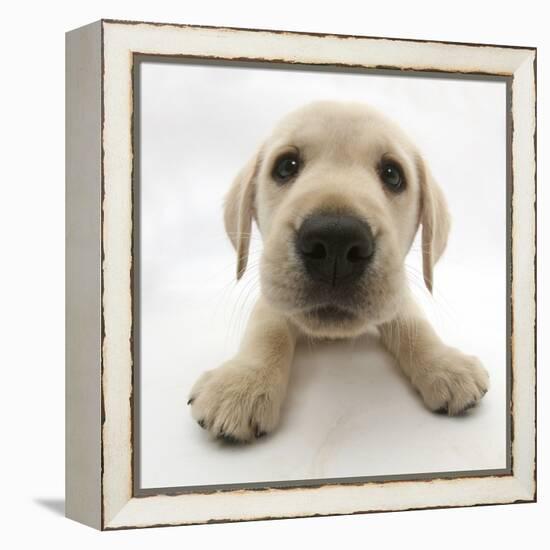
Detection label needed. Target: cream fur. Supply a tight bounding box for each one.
[189,101,489,442]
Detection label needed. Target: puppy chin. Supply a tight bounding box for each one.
[290,306,369,339]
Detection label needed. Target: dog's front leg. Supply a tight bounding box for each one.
[188,298,296,442]
[378,294,489,415]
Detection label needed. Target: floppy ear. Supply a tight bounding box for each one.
[417,156,451,293]
[223,154,259,280]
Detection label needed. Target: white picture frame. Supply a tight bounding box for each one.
[66,19,536,530]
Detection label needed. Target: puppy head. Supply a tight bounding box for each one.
[224,101,450,338]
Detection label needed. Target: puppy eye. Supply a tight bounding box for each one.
[272,152,300,184]
[379,160,405,192]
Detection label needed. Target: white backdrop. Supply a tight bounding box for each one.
[4,0,547,547]
[139,61,507,489]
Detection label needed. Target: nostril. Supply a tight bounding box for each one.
[346,244,372,263]
[303,241,327,260]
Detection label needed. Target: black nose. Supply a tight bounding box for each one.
[296,214,375,286]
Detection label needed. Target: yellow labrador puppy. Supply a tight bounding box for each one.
[188,101,489,442]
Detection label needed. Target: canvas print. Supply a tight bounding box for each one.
[135,60,508,492]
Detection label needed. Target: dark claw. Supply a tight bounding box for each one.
[187,397,195,406]
[197,419,206,429]
[435,406,448,415]
[218,432,241,445]
[255,429,267,439]
[460,401,477,413]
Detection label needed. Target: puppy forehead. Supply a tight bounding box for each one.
[267,101,410,154]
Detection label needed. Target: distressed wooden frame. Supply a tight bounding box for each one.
[66,19,537,530]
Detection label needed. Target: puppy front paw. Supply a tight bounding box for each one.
[413,348,489,415]
[188,360,286,443]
